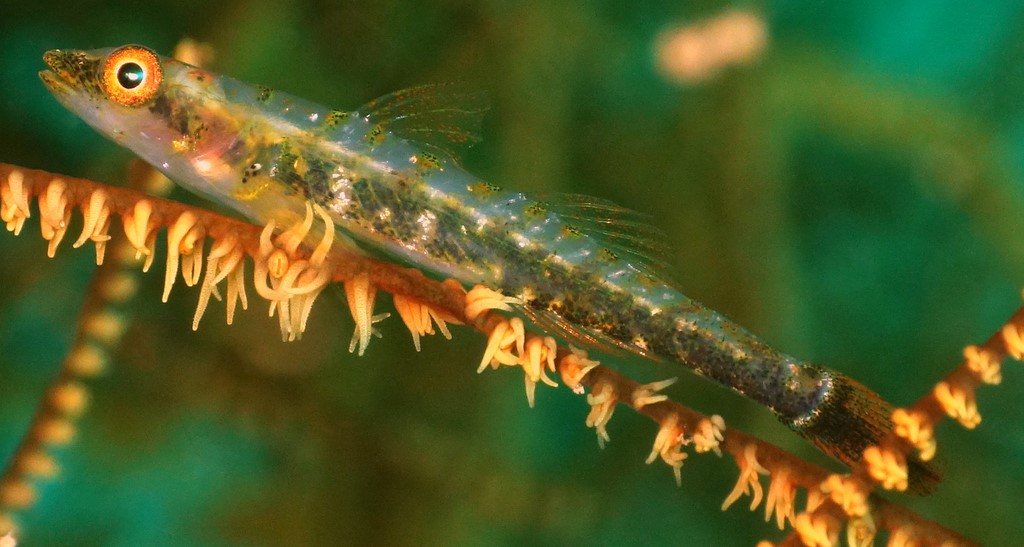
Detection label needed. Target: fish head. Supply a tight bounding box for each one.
[40,45,248,204]
[43,45,184,147]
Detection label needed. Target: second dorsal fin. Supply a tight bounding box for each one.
[352,83,490,162]
[538,193,675,280]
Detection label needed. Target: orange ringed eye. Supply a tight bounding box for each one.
[102,46,163,107]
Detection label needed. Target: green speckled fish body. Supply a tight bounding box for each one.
[37,46,686,322]
[41,45,936,490]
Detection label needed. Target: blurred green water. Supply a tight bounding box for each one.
[1,1,1023,545]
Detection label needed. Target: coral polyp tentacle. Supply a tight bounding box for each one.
[519,335,559,407]
[821,474,869,518]
[1,170,32,234]
[631,377,678,410]
[793,511,841,547]
[342,272,391,354]
[892,408,936,461]
[963,344,1001,385]
[72,189,111,253]
[164,211,199,301]
[763,465,796,530]
[38,179,70,257]
[862,445,908,492]
[393,294,453,351]
[721,444,769,512]
[646,414,688,485]
[585,381,617,448]
[558,346,600,394]
[692,415,726,456]
[464,286,519,324]
[123,200,153,254]
[933,380,981,429]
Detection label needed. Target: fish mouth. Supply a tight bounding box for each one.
[38,68,69,95]
[39,49,98,96]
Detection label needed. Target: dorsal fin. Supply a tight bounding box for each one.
[514,193,678,358]
[353,83,490,162]
[540,193,676,280]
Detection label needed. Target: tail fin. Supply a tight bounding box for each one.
[790,373,941,495]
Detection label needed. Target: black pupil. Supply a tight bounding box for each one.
[117,62,144,89]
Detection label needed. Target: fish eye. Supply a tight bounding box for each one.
[102,45,162,107]
[117,62,145,89]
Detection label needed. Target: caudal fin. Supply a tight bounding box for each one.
[790,373,941,495]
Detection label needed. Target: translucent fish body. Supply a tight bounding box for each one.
[40,45,937,492]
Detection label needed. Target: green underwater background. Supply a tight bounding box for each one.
[2,1,1023,545]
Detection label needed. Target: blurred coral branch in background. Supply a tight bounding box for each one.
[656,9,768,84]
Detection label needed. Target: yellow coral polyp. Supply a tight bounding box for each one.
[933,380,981,429]
[630,377,677,410]
[345,272,391,355]
[862,445,908,491]
[793,512,840,547]
[963,344,1002,385]
[846,512,877,547]
[48,383,88,417]
[519,335,559,407]
[38,179,70,257]
[250,204,338,341]
[471,308,561,406]
[763,465,796,530]
[646,414,688,485]
[121,199,158,270]
[476,315,525,372]
[585,381,617,448]
[18,452,57,480]
[72,188,113,263]
[558,346,600,394]
[1,170,31,234]
[1001,321,1024,360]
[192,232,249,330]
[463,285,519,323]
[692,415,726,456]
[821,474,869,518]
[0,481,35,511]
[892,408,936,461]
[721,444,768,512]
[393,294,454,352]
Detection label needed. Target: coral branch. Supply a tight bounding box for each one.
[0,163,468,341]
[785,306,1024,545]
[0,163,980,544]
[461,289,972,545]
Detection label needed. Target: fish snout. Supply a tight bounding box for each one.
[41,49,100,90]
